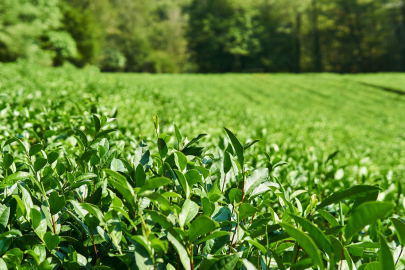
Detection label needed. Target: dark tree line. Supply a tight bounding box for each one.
[1,0,405,73]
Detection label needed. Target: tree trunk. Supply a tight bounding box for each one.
[295,12,301,73]
[312,0,322,72]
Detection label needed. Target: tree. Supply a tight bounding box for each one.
[0,0,77,66]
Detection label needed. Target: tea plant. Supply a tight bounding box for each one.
[0,62,405,269]
[0,102,403,269]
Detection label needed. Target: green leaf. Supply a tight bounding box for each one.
[179,199,198,228]
[81,203,105,225]
[140,177,171,193]
[0,171,31,189]
[317,209,340,227]
[74,129,88,147]
[228,188,242,204]
[210,253,240,270]
[95,129,117,140]
[390,218,405,245]
[242,259,257,270]
[139,191,171,214]
[175,171,191,200]
[47,152,59,164]
[135,164,146,187]
[290,214,334,260]
[378,232,395,270]
[316,185,382,209]
[153,114,159,133]
[168,232,190,270]
[239,203,257,220]
[243,140,260,150]
[29,144,43,156]
[223,151,232,174]
[194,231,231,245]
[13,195,27,217]
[244,168,268,195]
[110,158,125,172]
[345,202,393,239]
[224,128,244,169]
[158,138,168,158]
[208,178,222,202]
[280,223,324,270]
[174,151,187,171]
[364,262,381,270]
[185,169,202,186]
[183,133,207,149]
[181,146,204,157]
[0,206,10,233]
[245,237,267,254]
[49,191,65,215]
[174,123,182,147]
[30,208,42,229]
[189,216,218,242]
[3,153,13,169]
[0,258,7,270]
[5,137,29,154]
[144,210,173,229]
[44,232,59,250]
[34,158,47,171]
[93,115,101,132]
[202,197,212,216]
[61,236,89,257]
[55,163,65,176]
[76,172,97,182]
[43,130,57,140]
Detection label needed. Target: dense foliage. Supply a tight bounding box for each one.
[1,0,405,73]
[0,62,405,269]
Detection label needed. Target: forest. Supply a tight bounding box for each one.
[1,0,404,73]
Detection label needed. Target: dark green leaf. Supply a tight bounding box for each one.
[317,185,382,209]
[223,151,232,174]
[345,202,393,239]
[43,130,57,140]
[189,216,218,242]
[49,191,65,215]
[3,153,13,169]
[317,210,340,227]
[378,232,394,270]
[290,214,334,260]
[74,129,88,147]
[243,140,260,150]
[184,133,207,149]
[34,158,47,171]
[44,232,59,250]
[47,152,59,164]
[280,223,324,270]
[167,232,190,270]
[390,218,405,246]
[0,171,31,189]
[194,231,231,245]
[93,115,101,132]
[224,128,244,169]
[140,177,171,193]
[95,129,117,140]
[29,144,43,156]
[239,203,257,220]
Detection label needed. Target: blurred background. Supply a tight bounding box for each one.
[1,0,404,73]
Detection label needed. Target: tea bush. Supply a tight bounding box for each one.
[0,62,404,269]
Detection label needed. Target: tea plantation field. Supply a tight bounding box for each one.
[1,61,405,269]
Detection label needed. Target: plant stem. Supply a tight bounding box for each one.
[91,233,98,259]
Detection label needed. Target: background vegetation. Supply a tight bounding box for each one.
[1,0,405,73]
